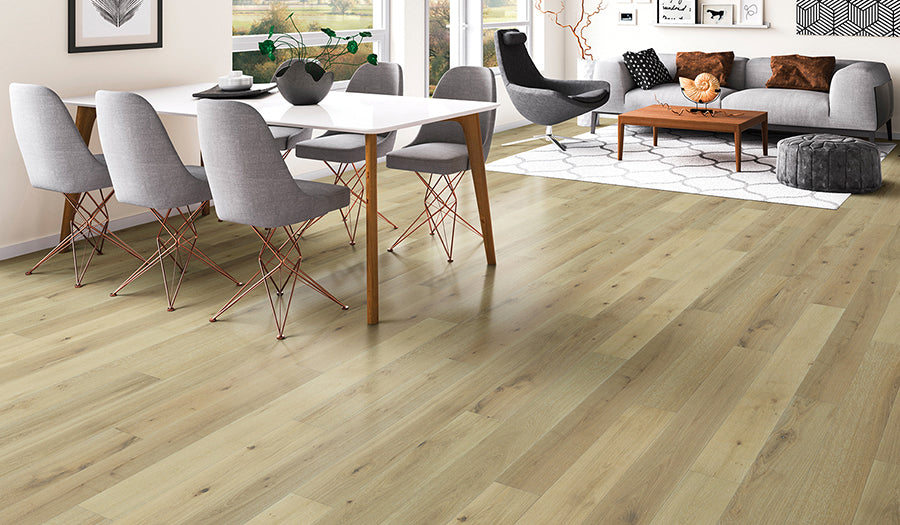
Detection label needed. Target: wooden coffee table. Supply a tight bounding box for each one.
[617,105,768,172]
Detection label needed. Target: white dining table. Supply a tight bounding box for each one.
[63,83,500,324]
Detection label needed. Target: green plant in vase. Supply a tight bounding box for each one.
[258,12,378,82]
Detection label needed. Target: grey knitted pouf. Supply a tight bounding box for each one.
[776,134,881,193]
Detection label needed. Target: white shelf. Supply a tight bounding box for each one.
[654,23,770,28]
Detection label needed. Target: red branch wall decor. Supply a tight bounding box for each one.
[534,0,608,60]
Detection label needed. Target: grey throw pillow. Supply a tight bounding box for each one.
[623,48,672,90]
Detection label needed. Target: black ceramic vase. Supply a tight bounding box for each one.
[274,59,334,105]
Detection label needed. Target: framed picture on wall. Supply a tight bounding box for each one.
[68,0,163,53]
[658,0,696,25]
[619,9,637,24]
[701,4,734,25]
[739,0,764,25]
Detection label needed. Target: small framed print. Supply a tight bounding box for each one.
[69,0,163,53]
[740,0,764,25]
[619,9,637,24]
[701,4,733,25]
[658,0,696,25]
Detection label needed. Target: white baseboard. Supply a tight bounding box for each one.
[0,211,156,261]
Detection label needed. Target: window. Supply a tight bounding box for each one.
[429,0,531,92]
[233,0,389,84]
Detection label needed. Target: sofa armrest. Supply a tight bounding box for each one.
[579,57,633,114]
[829,61,892,131]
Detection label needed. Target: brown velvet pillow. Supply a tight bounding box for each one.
[676,51,735,86]
[766,54,836,92]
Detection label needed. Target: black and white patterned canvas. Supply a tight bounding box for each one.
[623,48,673,90]
[797,0,900,37]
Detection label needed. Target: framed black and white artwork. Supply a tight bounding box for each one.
[619,9,637,24]
[69,0,162,53]
[701,4,733,24]
[658,0,696,25]
[740,0,764,25]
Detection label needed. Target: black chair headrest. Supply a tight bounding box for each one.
[502,31,528,46]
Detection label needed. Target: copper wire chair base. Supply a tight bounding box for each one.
[209,224,348,339]
[388,171,482,262]
[300,161,397,246]
[110,203,241,311]
[26,189,144,287]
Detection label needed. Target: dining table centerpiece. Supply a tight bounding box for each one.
[259,13,378,105]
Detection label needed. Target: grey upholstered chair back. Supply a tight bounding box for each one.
[197,100,341,228]
[346,62,404,96]
[96,90,211,210]
[319,61,404,148]
[9,83,110,194]
[494,29,545,89]
[408,66,497,158]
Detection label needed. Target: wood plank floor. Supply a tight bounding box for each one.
[1,120,898,524]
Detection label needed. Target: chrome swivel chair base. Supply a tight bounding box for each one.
[501,126,596,152]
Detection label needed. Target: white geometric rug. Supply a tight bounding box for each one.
[486,126,896,210]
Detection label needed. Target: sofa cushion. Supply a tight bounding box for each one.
[766,54,836,92]
[624,83,737,111]
[721,88,830,128]
[676,51,735,86]
[623,48,673,90]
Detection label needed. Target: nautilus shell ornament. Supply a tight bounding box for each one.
[679,73,721,103]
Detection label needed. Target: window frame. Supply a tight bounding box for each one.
[433,0,532,92]
[232,0,390,88]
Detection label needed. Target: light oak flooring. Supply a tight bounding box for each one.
[1,120,899,524]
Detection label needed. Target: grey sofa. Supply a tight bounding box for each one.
[581,53,893,140]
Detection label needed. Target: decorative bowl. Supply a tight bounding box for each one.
[218,71,253,91]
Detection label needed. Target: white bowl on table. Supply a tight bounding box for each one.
[218,71,253,91]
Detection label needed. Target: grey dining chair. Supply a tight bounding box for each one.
[197,99,352,339]
[292,62,404,245]
[385,66,497,262]
[494,29,610,151]
[268,59,313,159]
[95,90,242,311]
[9,83,144,287]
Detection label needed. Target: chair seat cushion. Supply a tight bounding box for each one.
[294,132,394,163]
[294,179,351,219]
[185,165,208,182]
[269,125,312,151]
[386,143,471,174]
[569,88,610,104]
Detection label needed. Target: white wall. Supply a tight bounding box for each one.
[563,0,899,125]
[0,1,232,258]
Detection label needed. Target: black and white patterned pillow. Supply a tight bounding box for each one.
[623,48,672,90]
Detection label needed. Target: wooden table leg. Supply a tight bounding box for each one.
[617,121,625,160]
[452,114,496,265]
[652,126,658,146]
[365,133,379,324]
[62,106,97,242]
[761,120,769,156]
[734,130,742,172]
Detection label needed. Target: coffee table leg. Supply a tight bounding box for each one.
[617,121,624,160]
[762,120,769,156]
[653,126,658,146]
[734,131,742,172]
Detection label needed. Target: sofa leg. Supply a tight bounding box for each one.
[887,119,893,141]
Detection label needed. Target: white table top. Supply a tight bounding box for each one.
[63,83,500,135]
